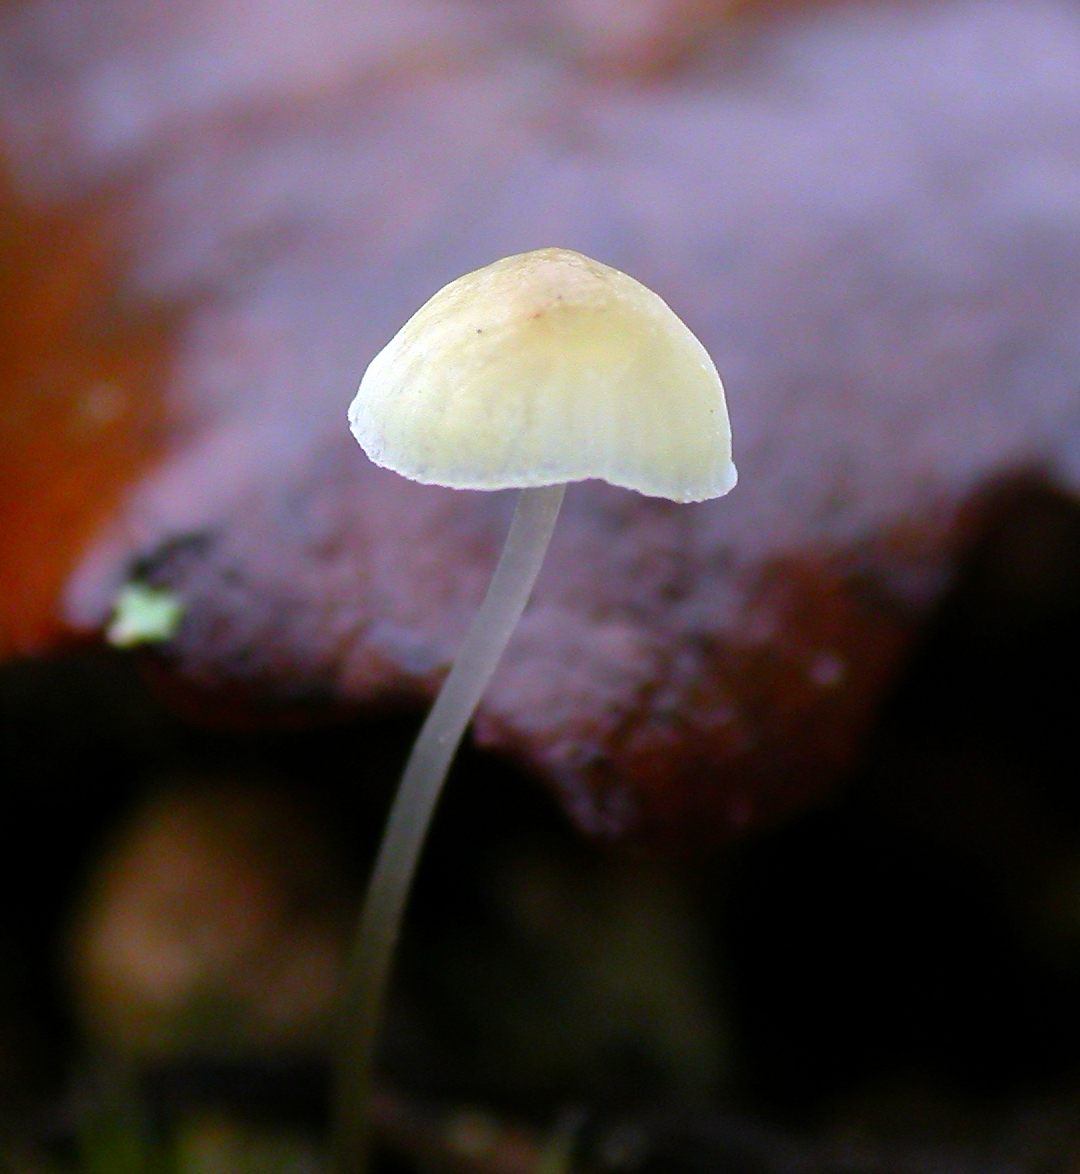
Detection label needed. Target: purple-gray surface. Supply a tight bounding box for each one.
[4,0,1080,842]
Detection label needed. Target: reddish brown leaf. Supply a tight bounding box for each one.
[3,0,1080,842]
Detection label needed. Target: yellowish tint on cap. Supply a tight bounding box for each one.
[348,248,736,503]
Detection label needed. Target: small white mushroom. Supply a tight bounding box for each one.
[350,247,736,502]
[338,247,735,1172]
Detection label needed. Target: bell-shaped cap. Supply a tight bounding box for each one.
[348,248,736,503]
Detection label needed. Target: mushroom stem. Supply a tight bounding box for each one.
[335,481,566,1174]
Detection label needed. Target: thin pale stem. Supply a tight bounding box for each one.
[334,482,566,1174]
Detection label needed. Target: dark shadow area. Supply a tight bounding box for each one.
[724,483,1080,1121]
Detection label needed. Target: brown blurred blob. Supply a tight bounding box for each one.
[70,780,349,1057]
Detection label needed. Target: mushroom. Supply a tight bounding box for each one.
[337,247,735,1170]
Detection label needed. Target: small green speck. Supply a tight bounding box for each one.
[106,583,185,648]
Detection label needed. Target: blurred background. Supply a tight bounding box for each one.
[4,0,1080,1170]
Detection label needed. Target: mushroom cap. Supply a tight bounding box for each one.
[348,248,736,503]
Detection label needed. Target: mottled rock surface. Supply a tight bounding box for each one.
[3,0,1080,843]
